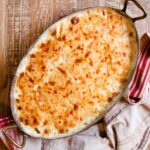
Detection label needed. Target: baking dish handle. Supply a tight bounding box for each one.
[2,125,26,148]
[122,0,147,22]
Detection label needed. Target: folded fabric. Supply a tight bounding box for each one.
[0,33,149,150]
[123,33,150,103]
[0,117,42,150]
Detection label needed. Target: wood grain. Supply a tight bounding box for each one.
[0,0,149,149]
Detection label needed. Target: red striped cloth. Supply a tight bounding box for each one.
[124,33,150,103]
[0,117,23,150]
[0,117,14,129]
[0,33,149,149]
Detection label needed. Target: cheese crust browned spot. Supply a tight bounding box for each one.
[13,8,137,138]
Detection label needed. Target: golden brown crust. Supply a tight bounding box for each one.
[14,8,137,136]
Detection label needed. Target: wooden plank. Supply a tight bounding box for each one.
[53,0,77,21]
[77,0,100,9]
[0,1,9,149]
[0,0,11,116]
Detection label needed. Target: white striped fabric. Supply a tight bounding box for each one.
[124,33,150,103]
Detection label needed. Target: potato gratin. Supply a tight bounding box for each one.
[12,8,137,138]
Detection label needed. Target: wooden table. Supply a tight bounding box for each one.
[0,0,149,149]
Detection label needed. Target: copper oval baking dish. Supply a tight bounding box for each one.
[3,0,147,148]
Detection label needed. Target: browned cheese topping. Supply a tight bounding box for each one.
[14,8,137,137]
